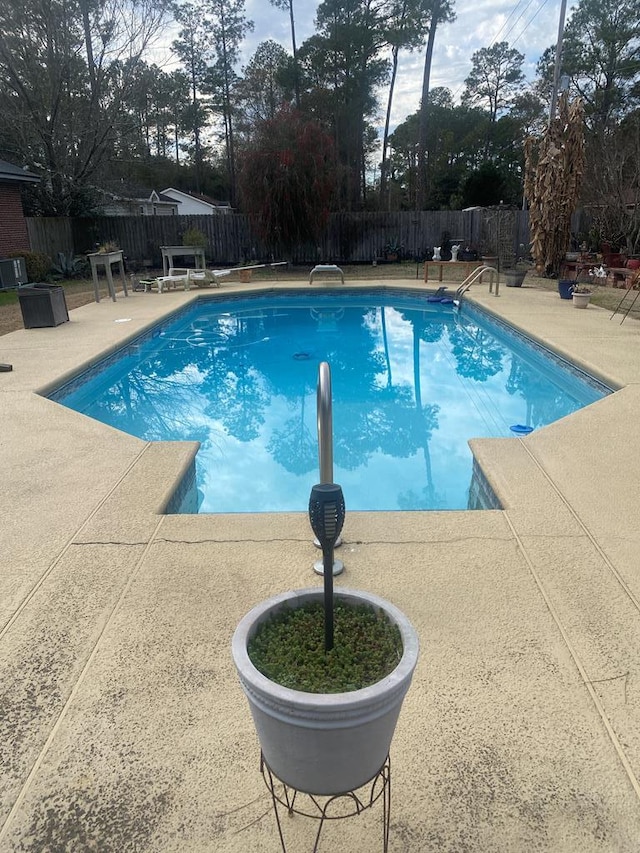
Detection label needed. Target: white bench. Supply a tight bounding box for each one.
[309,264,345,285]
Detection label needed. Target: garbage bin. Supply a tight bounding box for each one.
[18,283,69,328]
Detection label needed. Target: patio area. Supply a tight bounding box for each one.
[2,278,640,852]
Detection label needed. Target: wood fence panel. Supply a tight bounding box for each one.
[25,218,73,259]
[26,210,537,267]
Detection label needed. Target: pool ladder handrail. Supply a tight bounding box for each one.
[317,361,333,484]
[455,265,499,301]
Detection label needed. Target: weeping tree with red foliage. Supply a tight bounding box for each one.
[237,107,337,256]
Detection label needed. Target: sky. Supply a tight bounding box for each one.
[149,0,569,137]
[240,0,568,130]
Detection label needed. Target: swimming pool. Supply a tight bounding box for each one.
[50,290,611,512]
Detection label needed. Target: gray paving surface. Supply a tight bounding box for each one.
[2,279,640,851]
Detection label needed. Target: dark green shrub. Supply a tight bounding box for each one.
[7,250,52,282]
[248,601,402,693]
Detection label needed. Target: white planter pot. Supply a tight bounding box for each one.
[232,587,419,795]
[572,291,591,308]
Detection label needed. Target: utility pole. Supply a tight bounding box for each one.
[548,0,568,126]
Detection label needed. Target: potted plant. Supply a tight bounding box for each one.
[181,227,207,249]
[503,263,529,287]
[503,243,530,287]
[558,279,575,299]
[571,265,605,307]
[384,239,403,262]
[232,483,419,796]
[96,241,119,254]
[571,282,592,308]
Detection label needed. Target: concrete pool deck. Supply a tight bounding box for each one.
[1,278,640,851]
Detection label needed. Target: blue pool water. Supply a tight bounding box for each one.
[51,291,610,512]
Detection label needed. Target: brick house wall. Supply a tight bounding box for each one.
[0,182,31,256]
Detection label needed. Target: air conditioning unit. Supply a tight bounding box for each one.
[0,257,28,289]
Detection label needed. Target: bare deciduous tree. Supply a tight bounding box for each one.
[0,0,171,213]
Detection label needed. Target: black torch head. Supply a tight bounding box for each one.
[308,483,346,551]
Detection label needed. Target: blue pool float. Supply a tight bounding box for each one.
[510,424,533,435]
[427,295,454,304]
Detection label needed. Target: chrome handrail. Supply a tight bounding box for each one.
[317,361,333,483]
[455,265,499,300]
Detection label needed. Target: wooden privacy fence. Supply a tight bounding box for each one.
[25,217,74,259]
[26,210,539,267]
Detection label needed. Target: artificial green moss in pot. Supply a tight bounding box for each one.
[248,600,402,693]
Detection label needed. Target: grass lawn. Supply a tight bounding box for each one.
[1,264,639,336]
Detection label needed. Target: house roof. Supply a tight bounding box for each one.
[162,187,232,209]
[0,159,40,184]
[97,184,178,206]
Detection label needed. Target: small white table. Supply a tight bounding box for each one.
[160,246,206,276]
[87,251,128,302]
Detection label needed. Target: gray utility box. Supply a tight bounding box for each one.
[18,284,69,328]
[0,257,28,289]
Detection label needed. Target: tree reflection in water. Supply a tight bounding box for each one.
[55,296,606,511]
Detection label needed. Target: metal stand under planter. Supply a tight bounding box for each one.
[261,752,391,853]
[232,587,419,796]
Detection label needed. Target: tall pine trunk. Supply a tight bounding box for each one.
[417,21,437,210]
